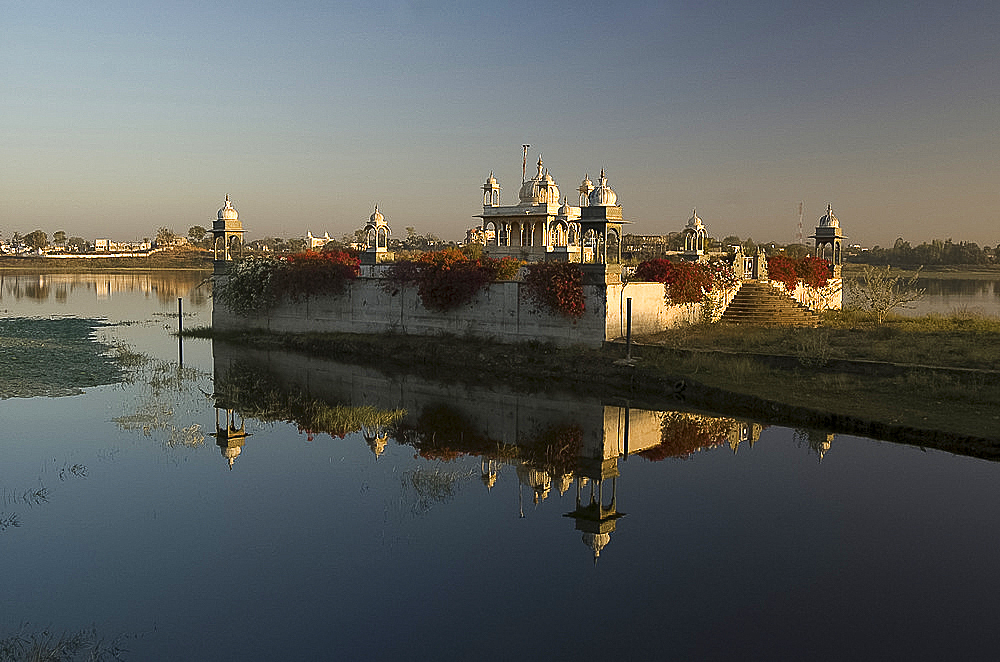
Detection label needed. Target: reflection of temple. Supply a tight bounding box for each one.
[211,407,249,469]
[212,342,779,558]
[808,429,835,461]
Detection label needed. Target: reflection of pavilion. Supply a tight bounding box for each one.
[211,342,779,558]
[211,407,249,469]
[564,457,624,564]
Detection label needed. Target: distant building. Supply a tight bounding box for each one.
[306,231,334,250]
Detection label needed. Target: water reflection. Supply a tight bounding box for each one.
[0,271,210,306]
[211,342,836,561]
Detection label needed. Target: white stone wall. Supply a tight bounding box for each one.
[787,278,844,311]
[213,270,760,347]
[214,275,612,347]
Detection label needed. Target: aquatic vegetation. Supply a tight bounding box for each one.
[402,467,477,515]
[0,318,123,398]
[0,623,128,661]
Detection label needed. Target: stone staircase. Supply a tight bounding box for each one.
[720,281,820,327]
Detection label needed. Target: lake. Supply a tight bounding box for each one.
[2,271,1000,661]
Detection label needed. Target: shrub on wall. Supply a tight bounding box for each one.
[522,262,585,319]
[276,250,361,302]
[767,255,831,290]
[633,258,719,304]
[382,248,525,312]
[215,250,360,316]
[215,256,284,316]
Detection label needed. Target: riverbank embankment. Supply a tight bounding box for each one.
[185,312,1000,455]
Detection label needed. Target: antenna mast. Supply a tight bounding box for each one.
[797,202,804,244]
[522,144,531,183]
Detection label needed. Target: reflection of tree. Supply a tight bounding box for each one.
[639,412,740,461]
[213,364,405,441]
[401,467,476,514]
[396,402,582,477]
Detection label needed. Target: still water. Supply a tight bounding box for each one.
[2,272,1000,661]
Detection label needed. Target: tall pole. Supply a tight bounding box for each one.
[522,144,531,182]
[177,297,184,366]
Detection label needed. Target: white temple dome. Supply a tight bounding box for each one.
[687,209,703,229]
[587,169,618,207]
[518,157,560,205]
[370,204,385,224]
[218,194,238,221]
[558,197,573,217]
[819,204,839,228]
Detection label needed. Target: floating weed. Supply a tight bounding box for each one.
[58,464,88,481]
[0,623,129,661]
[0,513,20,531]
[402,467,476,514]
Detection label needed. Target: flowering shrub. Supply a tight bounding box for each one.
[382,248,524,312]
[633,258,718,304]
[796,256,832,288]
[215,250,360,316]
[767,255,831,290]
[276,250,360,302]
[214,256,284,316]
[522,262,585,319]
[638,413,733,461]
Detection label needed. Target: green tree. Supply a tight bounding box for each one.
[23,230,47,250]
[67,236,88,252]
[188,225,208,243]
[156,227,176,246]
[52,230,67,246]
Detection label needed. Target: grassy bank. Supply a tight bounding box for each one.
[842,263,1000,279]
[184,312,1000,449]
[0,249,213,272]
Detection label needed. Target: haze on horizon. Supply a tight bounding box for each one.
[2,0,997,248]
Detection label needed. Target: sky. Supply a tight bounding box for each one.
[2,0,998,247]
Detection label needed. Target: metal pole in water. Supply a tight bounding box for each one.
[177,297,184,366]
[626,297,632,360]
[623,402,630,461]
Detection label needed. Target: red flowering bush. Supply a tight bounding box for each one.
[522,262,585,319]
[275,250,361,302]
[633,258,674,283]
[634,259,717,304]
[796,256,831,288]
[638,414,732,461]
[767,255,831,290]
[383,248,524,312]
[766,255,798,290]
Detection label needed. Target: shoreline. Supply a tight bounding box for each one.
[185,327,1000,456]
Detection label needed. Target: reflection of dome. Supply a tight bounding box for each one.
[365,434,388,458]
[582,532,611,560]
[518,157,560,205]
[556,473,573,496]
[516,464,552,504]
[818,204,839,228]
[587,169,618,207]
[222,444,242,469]
[218,194,238,221]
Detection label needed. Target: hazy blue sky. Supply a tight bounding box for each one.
[2,0,997,246]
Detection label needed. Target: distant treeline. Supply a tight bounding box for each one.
[850,238,997,266]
